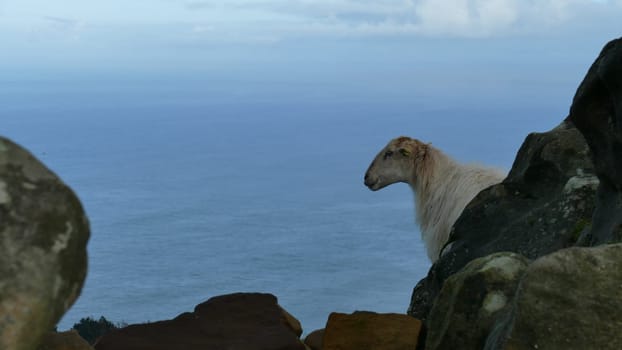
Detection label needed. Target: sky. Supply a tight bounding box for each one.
[0,0,620,73]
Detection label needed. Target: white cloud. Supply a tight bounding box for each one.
[183,0,621,39]
[42,16,84,31]
[1,0,619,53]
[411,0,578,37]
[9,15,87,44]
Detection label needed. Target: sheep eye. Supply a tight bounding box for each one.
[383,151,394,160]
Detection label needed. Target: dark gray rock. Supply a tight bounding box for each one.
[0,137,90,350]
[409,122,596,321]
[484,244,622,350]
[568,37,622,246]
[94,293,306,350]
[425,253,530,350]
[410,37,622,350]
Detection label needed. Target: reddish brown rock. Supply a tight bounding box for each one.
[304,329,324,350]
[94,293,305,350]
[280,306,303,337]
[322,311,422,350]
[37,330,93,350]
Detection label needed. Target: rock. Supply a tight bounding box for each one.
[409,122,596,321]
[0,137,90,350]
[281,306,303,337]
[485,244,622,350]
[568,37,622,246]
[425,253,530,350]
[406,36,622,349]
[94,293,306,350]
[304,329,324,350]
[322,311,422,350]
[37,330,94,350]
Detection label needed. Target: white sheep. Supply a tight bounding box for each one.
[364,136,505,262]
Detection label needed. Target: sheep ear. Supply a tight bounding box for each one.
[399,148,411,157]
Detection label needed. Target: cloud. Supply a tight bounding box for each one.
[409,0,589,37]
[24,16,86,42]
[413,0,519,36]
[185,1,211,11]
[43,15,84,29]
[183,0,621,39]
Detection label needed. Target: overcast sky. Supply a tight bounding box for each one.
[1,1,620,72]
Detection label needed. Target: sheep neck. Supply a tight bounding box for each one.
[409,146,459,245]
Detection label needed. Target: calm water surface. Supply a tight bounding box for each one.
[1,70,569,332]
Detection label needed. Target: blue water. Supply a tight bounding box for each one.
[1,57,578,333]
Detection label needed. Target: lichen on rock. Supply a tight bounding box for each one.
[0,136,90,350]
[485,244,622,350]
[425,253,530,350]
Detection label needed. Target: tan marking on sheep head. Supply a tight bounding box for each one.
[364,136,428,191]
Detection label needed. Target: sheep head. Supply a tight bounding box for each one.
[364,136,427,191]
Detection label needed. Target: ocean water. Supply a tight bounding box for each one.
[1,63,575,333]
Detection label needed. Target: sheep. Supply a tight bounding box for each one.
[364,136,505,262]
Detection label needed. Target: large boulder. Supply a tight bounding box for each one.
[322,311,422,350]
[485,244,622,350]
[94,293,306,350]
[425,253,530,350]
[0,137,90,350]
[409,122,596,320]
[568,37,622,246]
[411,36,622,349]
[303,329,325,350]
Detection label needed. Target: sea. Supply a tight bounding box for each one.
[1,42,588,333]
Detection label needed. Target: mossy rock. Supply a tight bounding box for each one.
[0,137,90,350]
